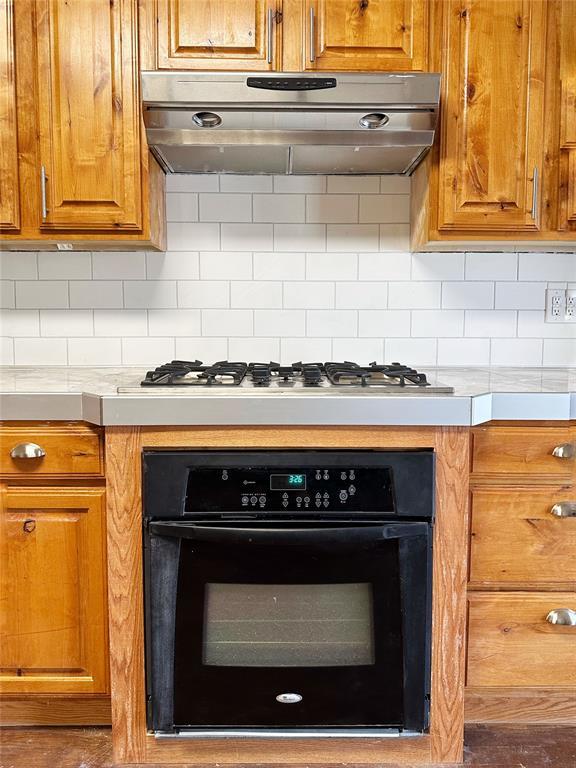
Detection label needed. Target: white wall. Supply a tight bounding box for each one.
[1,174,575,366]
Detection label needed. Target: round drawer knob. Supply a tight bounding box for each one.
[546,608,576,627]
[10,442,46,460]
[550,502,576,518]
[551,443,576,459]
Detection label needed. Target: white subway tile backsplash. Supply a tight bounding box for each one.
[231,281,282,308]
[17,281,69,309]
[166,193,199,223]
[280,337,332,362]
[495,281,546,309]
[255,252,306,280]
[254,194,305,223]
[202,309,253,337]
[490,338,544,366]
[125,280,176,308]
[307,195,358,224]
[167,222,220,251]
[465,310,517,337]
[220,175,273,192]
[388,282,441,309]
[307,310,357,337]
[274,224,326,252]
[221,223,273,251]
[121,337,175,365]
[200,194,252,222]
[146,251,200,280]
[254,309,305,337]
[201,251,253,280]
[411,310,464,338]
[68,338,121,365]
[358,252,410,281]
[442,281,494,309]
[0,252,38,280]
[15,338,68,365]
[284,282,334,309]
[465,252,518,281]
[175,337,228,360]
[1,309,39,336]
[41,310,92,337]
[327,224,379,252]
[92,251,145,280]
[412,252,465,281]
[94,309,147,337]
[359,195,410,224]
[335,282,387,309]
[3,175,574,367]
[0,280,15,309]
[518,252,576,282]
[358,310,411,338]
[178,281,229,308]
[437,338,490,366]
[148,309,201,337]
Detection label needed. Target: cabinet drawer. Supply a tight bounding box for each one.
[469,488,576,587]
[467,593,576,688]
[472,427,576,479]
[0,425,103,476]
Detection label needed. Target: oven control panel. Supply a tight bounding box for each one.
[185,466,394,514]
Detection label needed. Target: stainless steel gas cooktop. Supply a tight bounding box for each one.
[132,360,454,394]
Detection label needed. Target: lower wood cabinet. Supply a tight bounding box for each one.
[0,487,108,695]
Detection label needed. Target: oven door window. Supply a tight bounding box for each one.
[170,527,430,729]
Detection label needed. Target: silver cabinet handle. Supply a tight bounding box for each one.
[309,6,316,62]
[552,443,576,459]
[267,7,274,65]
[551,502,576,518]
[10,442,46,459]
[40,165,49,221]
[546,608,576,627]
[531,166,539,221]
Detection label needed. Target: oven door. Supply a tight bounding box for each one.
[145,521,431,735]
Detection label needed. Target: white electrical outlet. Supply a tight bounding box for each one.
[566,289,576,322]
[546,288,567,322]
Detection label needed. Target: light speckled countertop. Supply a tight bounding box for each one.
[0,366,575,426]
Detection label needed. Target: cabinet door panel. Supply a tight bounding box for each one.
[306,0,427,71]
[157,0,279,70]
[438,0,546,232]
[559,0,576,229]
[0,488,108,694]
[35,0,142,230]
[0,0,19,231]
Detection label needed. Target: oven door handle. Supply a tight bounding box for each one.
[148,521,429,546]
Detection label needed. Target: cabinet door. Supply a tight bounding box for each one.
[157,0,280,70]
[437,0,547,232]
[34,0,142,230]
[0,0,19,231]
[559,0,576,230]
[305,0,427,71]
[0,488,108,694]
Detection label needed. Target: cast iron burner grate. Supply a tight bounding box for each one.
[141,360,248,386]
[248,362,324,386]
[324,362,430,388]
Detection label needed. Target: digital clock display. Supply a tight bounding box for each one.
[270,473,307,491]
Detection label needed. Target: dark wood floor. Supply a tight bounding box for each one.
[1,725,575,768]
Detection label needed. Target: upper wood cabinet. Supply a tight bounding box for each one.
[558,0,576,231]
[156,0,281,70]
[0,0,19,231]
[35,0,142,231]
[0,487,108,695]
[305,0,427,72]
[437,0,546,233]
[142,0,427,72]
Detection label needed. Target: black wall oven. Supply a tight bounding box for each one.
[144,450,434,737]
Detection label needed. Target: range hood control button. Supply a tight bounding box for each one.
[359,113,389,129]
[192,111,222,128]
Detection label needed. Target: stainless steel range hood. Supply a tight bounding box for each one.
[141,72,440,176]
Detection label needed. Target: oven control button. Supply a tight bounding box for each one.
[349,485,356,495]
[323,492,329,499]
[250,495,258,505]
[340,471,347,480]
[315,470,321,480]
[304,496,310,505]
[323,499,329,507]
[339,490,348,502]
[242,495,249,505]
[282,500,289,507]
[259,495,266,504]
[276,692,302,704]
[349,470,356,480]
[282,492,288,499]
[222,470,229,480]
[315,500,322,507]
[323,470,329,480]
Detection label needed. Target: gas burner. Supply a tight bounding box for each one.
[141,360,248,386]
[247,362,324,387]
[324,361,430,388]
